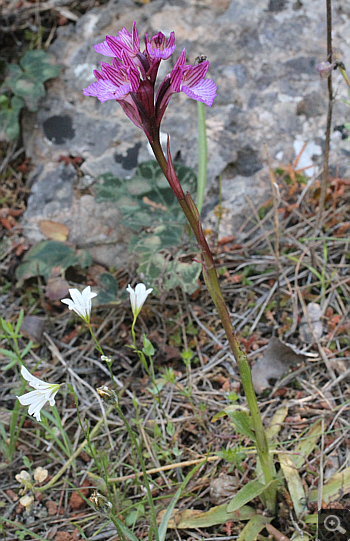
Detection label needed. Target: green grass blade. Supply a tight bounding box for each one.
[158,461,203,541]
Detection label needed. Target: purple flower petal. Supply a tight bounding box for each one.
[83,79,132,102]
[94,40,115,57]
[145,31,176,60]
[181,78,217,107]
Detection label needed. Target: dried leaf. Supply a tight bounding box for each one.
[46,277,70,301]
[39,220,69,241]
[251,337,306,393]
[309,467,350,504]
[266,405,289,441]
[20,315,45,343]
[279,453,306,518]
[291,419,324,469]
[210,474,238,505]
[69,478,90,510]
[157,504,256,529]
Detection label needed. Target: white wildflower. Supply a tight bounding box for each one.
[61,286,97,322]
[17,366,61,422]
[126,283,153,320]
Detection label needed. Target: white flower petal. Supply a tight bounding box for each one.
[18,390,43,406]
[69,288,83,306]
[61,286,96,321]
[20,366,50,390]
[61,298,75,309]
[127,283,153,318]
[18,368,60,422]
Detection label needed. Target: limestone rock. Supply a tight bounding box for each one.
[21,0,350,264]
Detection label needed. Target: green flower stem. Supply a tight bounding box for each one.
[131,318,137,349]
[37,405,114,492]
[114,402,160,541]
[151,136,276,513]
[87,322,104,355]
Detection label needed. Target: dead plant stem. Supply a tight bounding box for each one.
[315,0,333,238]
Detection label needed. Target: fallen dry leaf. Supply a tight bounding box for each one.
[21,316,45,343]
[39,220,69,241]
[69,479,90,511]
[46,500,58,516]
[251,337,307,393]
[210,474,238,505]
[46,277,70,301]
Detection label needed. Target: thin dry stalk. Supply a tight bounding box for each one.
[315,0,333,237]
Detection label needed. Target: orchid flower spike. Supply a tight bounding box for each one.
[61,286,97,323]
[127,283,153,320]
[17,366,61,422]
[83,22,216,144]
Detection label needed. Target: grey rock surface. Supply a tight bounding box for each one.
[22,0,350,266]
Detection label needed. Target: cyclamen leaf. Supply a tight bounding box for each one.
[3,50,61,113]
[19,50,61,83]
[0,95,24,141]
[15,241,90,283]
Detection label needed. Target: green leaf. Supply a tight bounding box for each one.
[11,75,46,112]
[226,408,256,441]
[76,249,92,269]
[95,160,199,293]
[265,405,289,441]
[20,341,33,359]
[163,259,201,294]
[19,50,61,83]
[0,95,24,141]
[237,515,272,541]
[15,310,25,335]
[15,241,80,283]
[158,461,205,541]
[227,479,278,513]
[113,518,140,541]
[142,335,155,356]
[3,51,60,112]
[96,273,118,304]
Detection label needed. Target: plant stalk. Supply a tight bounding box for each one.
[315,0,333,236]
[150,134,276,514]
